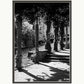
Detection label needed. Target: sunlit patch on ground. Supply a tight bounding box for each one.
[23,64,56,80]
[14,59,70,82]
[40,62,70,71]
[15,70,36,82]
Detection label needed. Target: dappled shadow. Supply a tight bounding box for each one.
[40,53,70,65]
[20,69,44,81]
[39,63,70,81]
[17,50,70,82]
[40,63,69,74]
[21,46,70,65]
[19,63,70,82]
[46,70,69,81]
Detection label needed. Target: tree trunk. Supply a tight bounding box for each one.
[54,27,59,51]
[60,25,64,50]
[65,26,68,49]
[33,19,39,63]
[16,15,22,71]
[35,18,39,63]
[45,21,51,53]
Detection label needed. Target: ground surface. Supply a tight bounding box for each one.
[14,44,70,82]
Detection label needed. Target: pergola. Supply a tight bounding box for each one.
[14,2,69,71]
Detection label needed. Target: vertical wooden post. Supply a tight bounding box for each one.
[36,18,39,52]
[34,17,39,63]
[65,26,68,49]
[45,20,51,53]
[16,15,22,71]
[54,26,59,51]
[60,25,64,50]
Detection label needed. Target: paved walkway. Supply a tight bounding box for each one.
[14,49,70,82]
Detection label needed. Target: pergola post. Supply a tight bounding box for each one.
[54,26,59,51]
[45,20,51,53]
[65,26,68,49]
[16,15,22,71]
[60,25,64,50]
[34,17,39,63]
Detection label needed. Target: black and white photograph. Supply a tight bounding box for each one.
[13,1,71,83]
